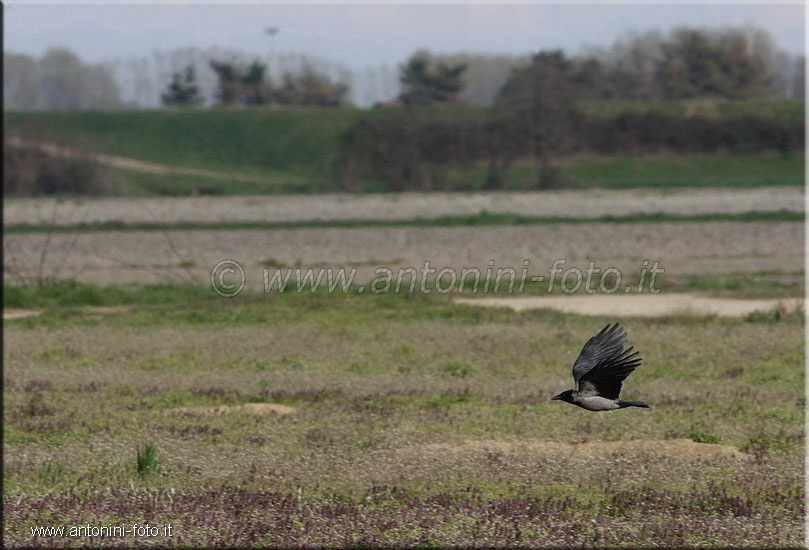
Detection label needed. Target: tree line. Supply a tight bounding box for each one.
[4,48,356,110]
[3,26,805,110]
[412,26,803,105]
[200,59,349,107]
[338,42,804,191]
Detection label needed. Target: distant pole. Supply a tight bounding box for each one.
[265,27,279,87]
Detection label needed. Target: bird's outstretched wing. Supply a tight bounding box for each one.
[572,324,642,400]
[572,323,628,382]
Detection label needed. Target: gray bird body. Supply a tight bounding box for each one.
[552,323,649,411]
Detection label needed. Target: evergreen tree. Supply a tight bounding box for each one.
[161,66,203,107]
[398,52,467,106]
[209,60,270,105]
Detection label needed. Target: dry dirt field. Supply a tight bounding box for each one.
[4,221,803,288]
[3,186,803,226]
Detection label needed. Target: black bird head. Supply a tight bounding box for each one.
[551,389,575,403]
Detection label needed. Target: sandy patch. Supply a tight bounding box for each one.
[3,305,131,321]
[169,403,296,416]
[454,294,804,318]
[413,438,747,461]
[3,309,44,320]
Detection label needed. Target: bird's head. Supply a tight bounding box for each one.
[551,389,574,403]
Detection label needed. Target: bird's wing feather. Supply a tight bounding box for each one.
[572,324,642,400]
[572,323,628,383]
[579,347,642,400]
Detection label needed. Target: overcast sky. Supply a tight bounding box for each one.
[5,1,806,68]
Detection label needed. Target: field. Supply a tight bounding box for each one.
[3,183,806,547]
[3,219,804,289]
[3,283,805,547]
[3,98,806,547]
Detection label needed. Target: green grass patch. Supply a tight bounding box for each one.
[676,273,804,295]
[6,108,363,177]
[117,170,327,196]
[135,444,159,476]
[3,282,213,309]
[687,431,722,444]
[561,153,804,189]
[5,209,803,234]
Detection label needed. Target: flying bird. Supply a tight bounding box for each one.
[551,323,649,411]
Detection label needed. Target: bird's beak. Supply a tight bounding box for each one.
[550,394,562,401]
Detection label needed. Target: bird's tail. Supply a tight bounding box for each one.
[619,400,649,409]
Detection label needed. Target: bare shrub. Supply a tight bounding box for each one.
[3,138,123,196]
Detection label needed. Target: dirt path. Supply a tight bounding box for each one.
[6,136,277,185]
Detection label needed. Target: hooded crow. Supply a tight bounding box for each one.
[551,323,649,411]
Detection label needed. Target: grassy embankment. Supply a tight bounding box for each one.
[5,99,804,196]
